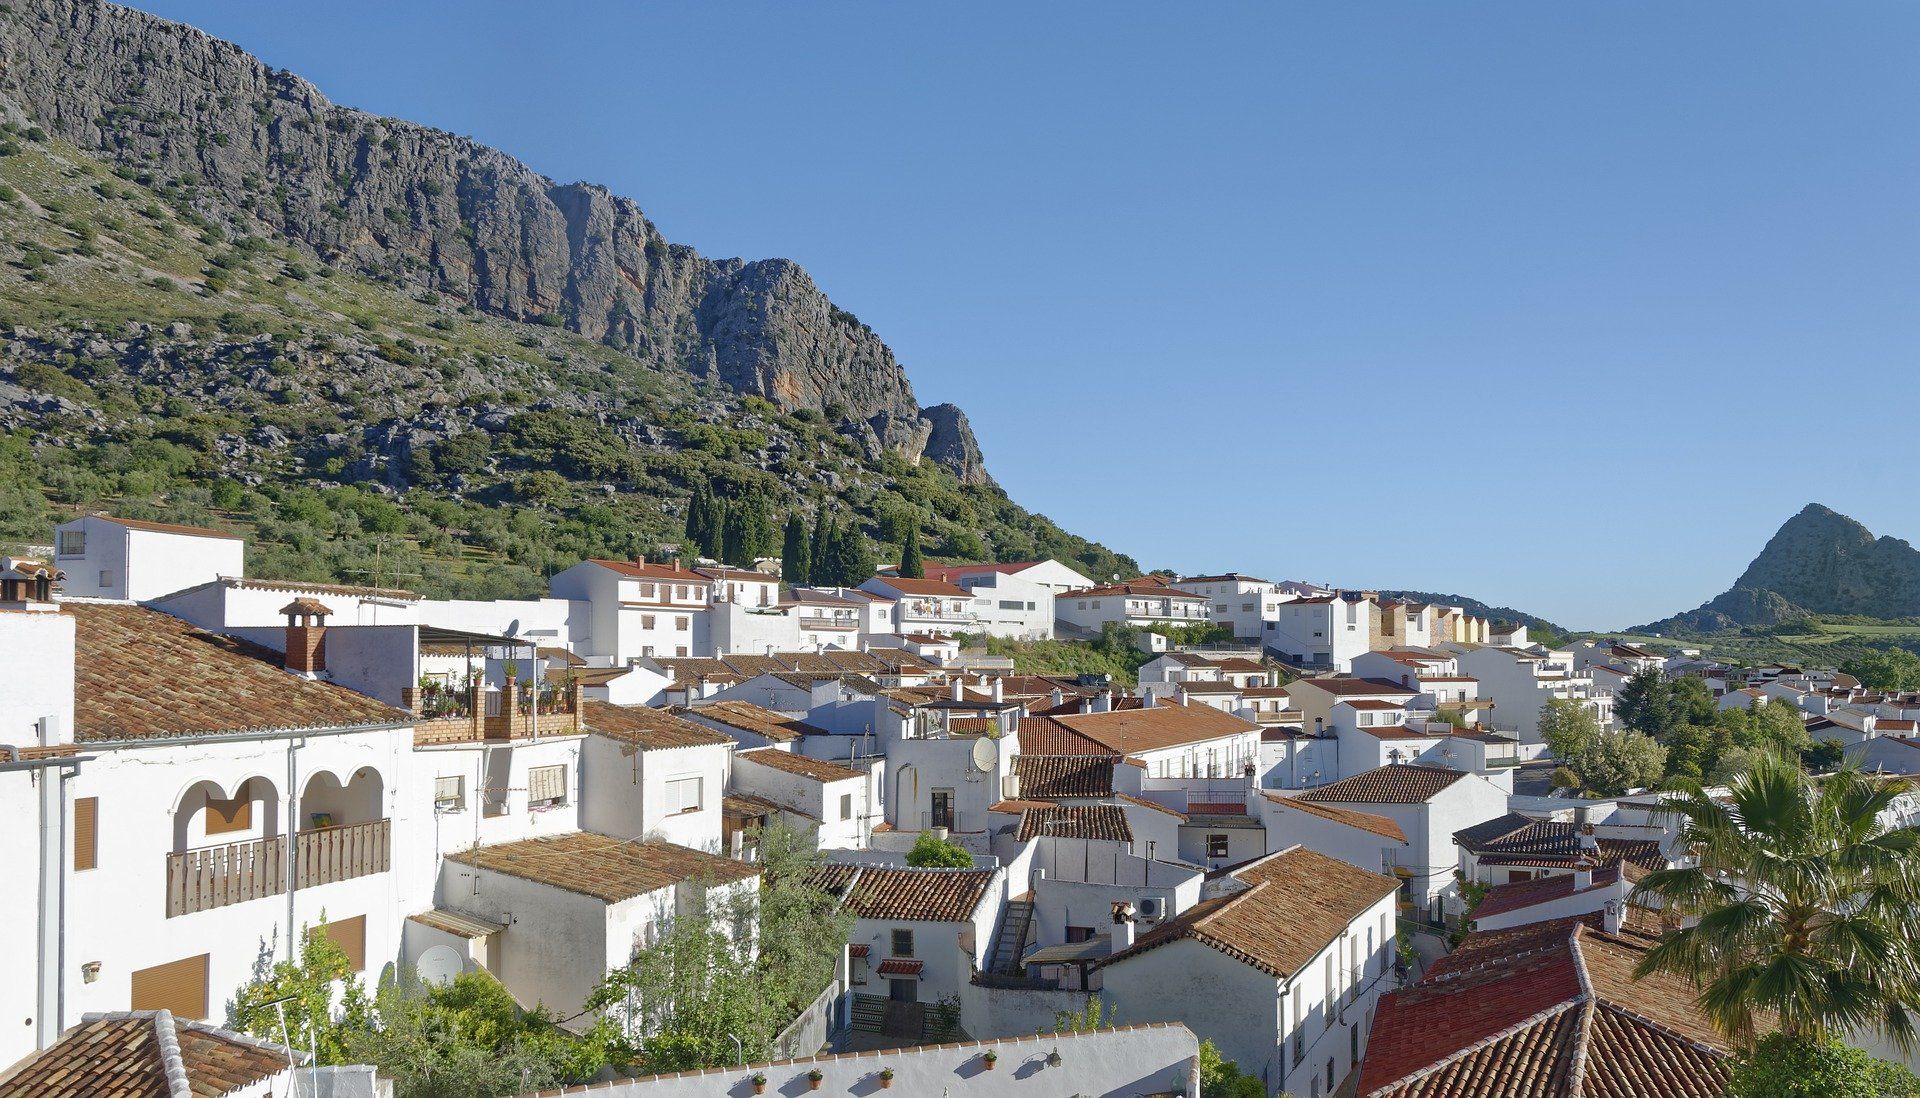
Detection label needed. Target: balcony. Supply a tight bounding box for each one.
[166,819,391,918]
[797,614,857,631]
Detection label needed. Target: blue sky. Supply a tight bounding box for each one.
[135,2,1920,630]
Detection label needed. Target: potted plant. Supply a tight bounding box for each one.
[879,1067,895,1089]
[983,1050,998,1071]
[806,1068,824,1091]
[747,1072,767,1095]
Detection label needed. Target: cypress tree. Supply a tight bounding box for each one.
[898,524,924,578]
[684,483,711,554]
[808,511,835,585]
[704,495,727,560]
[782,515,810,583]
[720,501,748,566]
[830,526,876,587]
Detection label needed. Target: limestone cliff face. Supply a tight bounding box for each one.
[1637,504,1920,632]
[0,0,986,477]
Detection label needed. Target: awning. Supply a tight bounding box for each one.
[849,944,870,958]
[408,909,506,939]
[1022,939,1113,967]
[876,959,924,976]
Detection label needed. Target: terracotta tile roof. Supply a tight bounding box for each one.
[1098,847,1397,979]
[587,557,706,582]
[1472,865,1624,921]
[1360,917,1732,1098]
[1016,716,1113,755]
[1051,704,1258,756]
[1116,792,1189,820]
[447,833,758,903]
[1018,804,1132,842]
[584,701,733,750]
[988,798,1058,814]
[1014,754,1117,798]
[868,576,973,598]
[0,1010,293,1097]
[68,603,408,742]
[737,747,864,783]
[1297,763,1468,805]
[1262,792,1408,843]
[687,700,824,743]
[91,514,242,540]
[1291,676,1420,697]
[1458,818,1668,872]
[812,865,997,922]
[820,650,889,673]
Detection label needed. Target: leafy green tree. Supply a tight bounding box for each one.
[1542,698,1664,795]
[232,922,372,1065]
[1633,757,1920,1051]
[1843,647,1920,692]
[345,971,614,1098]
[824,523,875,587]
[898,524,924,579]
[1725,1033,1920,1098]
[1541,698,1602,760]
[1050,996,1116,1033]
[1198,1039,1267,1098]
[905,833,974,868]
[781,514,810,583]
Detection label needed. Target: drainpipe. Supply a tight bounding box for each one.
[285,736,302,960]
[33,717,76,1049]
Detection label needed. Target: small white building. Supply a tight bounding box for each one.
[549,558,716,665]
[922,565,1056,640]
[816,864,1004,1007]
[1169,573,1294,641]
[731,747,873,851]
[1055,583,1210,636]
[1097,846,1400,1098]
[858,576,982,637]
[1263,594,1373,672]
[52,514,246,602]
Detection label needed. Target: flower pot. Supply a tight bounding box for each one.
[984,1056,997,1071]
[807,1077,823,1092]
[879,1078,893,1090]
[752,1083,766,1096]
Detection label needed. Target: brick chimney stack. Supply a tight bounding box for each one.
[281,598,332,676]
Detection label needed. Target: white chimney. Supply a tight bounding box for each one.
[1578,822,1599,854]
[1110,901,1136,952]
[1050,687,1065,709]
[1573,855,1595,892]
[1603,898,1625,935]
[1142,692,1156,710]
[1093,691,1112,714]
[951,677,965,702]
[992,677,1004,703]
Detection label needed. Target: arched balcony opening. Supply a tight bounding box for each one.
[294,766,391,891]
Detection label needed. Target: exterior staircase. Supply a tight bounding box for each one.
[850,993,888,1033]
[990,898,1035,976]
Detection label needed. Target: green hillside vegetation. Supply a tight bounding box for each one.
[1592,617,1920,671]
[0,130,1135,595]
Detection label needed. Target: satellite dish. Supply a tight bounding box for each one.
[417,945,465,987]
[971,737,998,773]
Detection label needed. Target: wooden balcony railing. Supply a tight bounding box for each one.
[295,818,391,889]
[167,835,286,918]
[166,818,390,918]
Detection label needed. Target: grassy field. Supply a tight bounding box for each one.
[1587,620,1920,668]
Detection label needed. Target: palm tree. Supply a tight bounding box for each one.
[1632,753,1920,1052]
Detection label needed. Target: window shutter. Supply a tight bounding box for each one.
[204,786,253,835]
[73,797,97,871]
[312,915,367,972]
[434,775,463,807]
[131,954,209,1020]
[528,765,567,805]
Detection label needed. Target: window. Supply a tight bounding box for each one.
[204,786,253,835]
[527,764,568,807]
[1325,955,1336,1022]
[1327,1057,1336,1091]
[98,570,115,589]
[1065,925,1095,943]
[1207,834,1229,859]
[639,583,655,598]
[641,614,656,629]
[891,929,915,957]
[676,646,689,657]
[434,775,465,810]
[1292,986,1305,1064]
[666,776,703,815]
[132,954,209,1020]
[641,646,655,658]
[73,796,97,871]
[56,530,85,556]
[310,914,368,972]
[931,789,955,830]
[676,616,690,631]
[840,793,854,821]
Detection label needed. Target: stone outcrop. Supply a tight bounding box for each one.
[0,0,986,475]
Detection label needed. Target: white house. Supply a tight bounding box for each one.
[857,576,981,637]
[1447,644,1614,750]
[731,748,873,851]
[815,864,1004,1008]
[549,558,713,665]
[1168,573,1294,642]
[1055,583,1210,636]
[1291,763,1509,922]
[52,514,246,602]
[926,558,1096,596]
[1263,594,1373,672]
[924,564,1057,640]
[1097,846,1401,1098]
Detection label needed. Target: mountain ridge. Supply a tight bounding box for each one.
[1635,504,1920,634]
[0,0,986,481]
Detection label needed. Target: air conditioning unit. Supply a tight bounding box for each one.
[1136,897,1160,918]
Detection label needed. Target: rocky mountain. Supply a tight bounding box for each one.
[0,0,985,482]
[0,0,1137,597]
[1636,504,1920,633]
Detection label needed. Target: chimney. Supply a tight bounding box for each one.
[991,677,1004,703]
[1142,691,1156,710]
[951,677,965,703]
[1603,898,1625,936]
[1573,854,1596,891]
[0,558,61,611]
[281,599,331,676]
[1110,901,1136,952]
[1243,760,1260,812]
[1578,821,1599,855]
[1050,687,1065,710]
